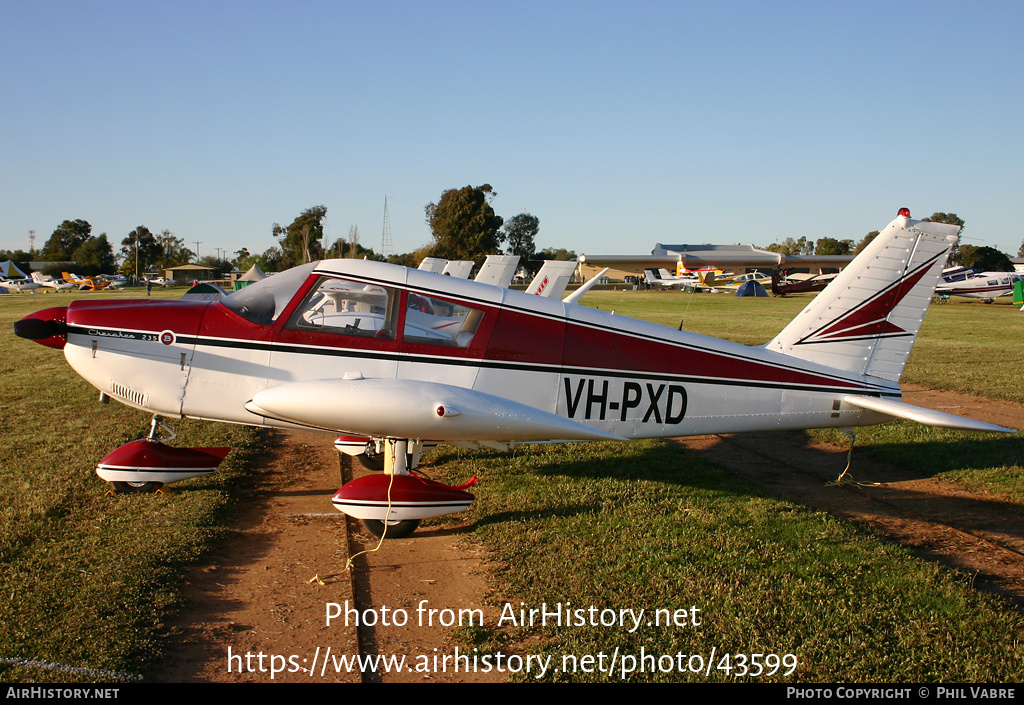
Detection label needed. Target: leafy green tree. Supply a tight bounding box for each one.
[922,212,965,227]
[119,226,161,277]
[73,233,116,275]
[502,213,539,262]
[425,184,504,261]
[766,237,813,256]
[386,252,419,268]
[195,255,233,278]
[814,237,853,256]
[923,212,966,264]
[41,219,92,261]
[155,230,194,268]
[537,247,577,261]
[386,245,435,268]
[236,247,284,273]
[953,245,1013,272]
[853,231,880,254]
[326,225,386,261]
[328,238,386,261]
[273,205,328,268]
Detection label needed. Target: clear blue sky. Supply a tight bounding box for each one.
[3,0,1022,261]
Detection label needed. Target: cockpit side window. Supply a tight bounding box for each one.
[285,276,400,340]
[403,293,484,348]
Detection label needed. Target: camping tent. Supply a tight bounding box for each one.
[234,264,267,291]
[735,280,768,297]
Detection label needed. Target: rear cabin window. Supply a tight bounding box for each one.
[403,293,484,348]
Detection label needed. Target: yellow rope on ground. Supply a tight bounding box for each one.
[826,429,882,488]
[344,471,396,571]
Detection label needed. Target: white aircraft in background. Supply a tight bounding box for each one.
[145,276,177,287]
[0,277,42,292]
[14,209,1015,541]
[934,270,1022,302]
[643,268,702,290]
[31,273,75,291]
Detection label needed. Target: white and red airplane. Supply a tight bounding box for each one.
[13,209,1015,539]
[934,270,1022,302]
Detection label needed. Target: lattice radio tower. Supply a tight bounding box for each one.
[380,196,394,257]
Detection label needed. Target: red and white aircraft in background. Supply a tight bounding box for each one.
[934,269,1022,302]
[14,209,1015,538]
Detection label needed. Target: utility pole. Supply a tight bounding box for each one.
[381,196,393,257]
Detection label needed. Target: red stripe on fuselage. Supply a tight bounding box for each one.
[486,304,870,390]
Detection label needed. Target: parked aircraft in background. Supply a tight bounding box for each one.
[643,268,702,289]
[700,270,771,290]
[31,273,75,291]
[934,270,1022,302]
[14,209,1015,541]
[580,245,854,275]
[145,276,177,287]
[63,272,113,291]
[0,277,42,292]
[770,272,839,297]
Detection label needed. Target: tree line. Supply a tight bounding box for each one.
[8,202,1013,282]
[762,212,1016,271]
[266,184,570,273]
[2,184,568,279]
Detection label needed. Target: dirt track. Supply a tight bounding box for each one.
[157,432,502,683]
[157,385,1024,682]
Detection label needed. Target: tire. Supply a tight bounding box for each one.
[360,518,420,539]
[355,451,385,472]
[110,480,163,494]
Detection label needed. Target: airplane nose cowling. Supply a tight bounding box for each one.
[14,307,68,349]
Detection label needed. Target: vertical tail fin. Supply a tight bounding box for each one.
[526,260,578,298]
[473,254,520,288]
[765,210,958,382]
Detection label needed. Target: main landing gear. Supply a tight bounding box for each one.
[96,415,231,494]
[332,438,477,539]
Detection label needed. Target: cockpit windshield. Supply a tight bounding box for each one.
[221,262,318,325]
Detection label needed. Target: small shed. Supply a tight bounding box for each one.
[165,264,217,284]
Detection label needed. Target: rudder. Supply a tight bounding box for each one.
[765,209,959,382]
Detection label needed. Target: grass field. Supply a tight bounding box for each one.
[0,288,271,682]
[1,286,1022,682]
